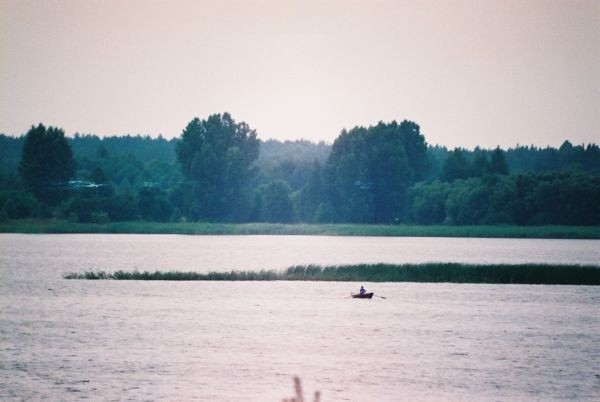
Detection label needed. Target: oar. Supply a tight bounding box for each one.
[374,295,387,299]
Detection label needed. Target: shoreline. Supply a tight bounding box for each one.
[2,220,600,239]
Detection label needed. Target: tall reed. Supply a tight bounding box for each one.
[3,219,600,238]
[64,263,600,285]
[282,376,320,402]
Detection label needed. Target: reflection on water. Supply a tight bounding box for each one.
[1,234,599,400]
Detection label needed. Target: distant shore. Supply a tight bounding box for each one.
[1,220,600,239]
[64,263,600,285]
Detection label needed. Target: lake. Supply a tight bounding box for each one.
[1,234,599,400]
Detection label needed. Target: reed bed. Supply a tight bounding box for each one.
[64,263,600,285]
[3,219,600,238]
[282,376,320,402]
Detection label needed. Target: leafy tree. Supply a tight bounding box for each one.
[87,166,115,197]
[258,139,330,165]
[176,113,259,221]
[90,166,108,184]
[426,145,449,180]
[0,134,24,172]
[257,180,294,223]
[70,133,177,165]
[410,181,450,224]
[96,144,109,159]
[255,159,315,192]
[397,120,429,183]
[323,120,429,223]
[3,120,600,225]
[66,195,104,223]
[490,147,509,175]
[440,149,470,182]
[295,161,325,222]
[471,148,490,177]
[108,193,138,221]
[409,170,600,225]
[19,124,74,204]
[314,202,336,223]
[0,190,40,220]
[138,186,173,222]
[504,141,600,174]
[324,127,373,222]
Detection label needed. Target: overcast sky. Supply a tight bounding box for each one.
[1,0,598,148]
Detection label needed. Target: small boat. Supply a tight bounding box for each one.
[351,292,373,299]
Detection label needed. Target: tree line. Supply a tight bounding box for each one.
[0,113,598,225]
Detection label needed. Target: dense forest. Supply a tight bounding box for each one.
[1,113,599,225]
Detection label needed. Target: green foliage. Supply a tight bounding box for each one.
[70,133,177,164]
[64,263,600,285]
[440,149,471,182]
[137,185,173,222]
[314,202,336,223]
[175,113,259,221]
[445,147,510,179]
[258,139,330,165]
[2,119,600,226]
[256,180,295,223]
[65,191,137,223]
[294,161,325,222]
[0,190,40,220]
[90,211,110,224]
[64,269,281,281]
[0,134,24,172]
[19,124,75,204]
[288,263,600,284]
[471,148,491,177]
[490,147,509,175]
[410,181,450,224]
[507,141,600,174]
[256,140,330,194]
[324,120,429,223]
[89,166,108,184]
[3,220,600,238]
[411,171,600,225]
[64,270,111,279]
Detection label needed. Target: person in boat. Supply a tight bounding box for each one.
[359,285,366,295]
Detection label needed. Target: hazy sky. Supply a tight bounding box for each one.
[1,0,598,148]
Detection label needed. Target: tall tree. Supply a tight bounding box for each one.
[324,120,429,223]
[471,148,490,177]
[19,124,74,204]
[175,113,259,221]
[295,160,325,222]
[490,147,509,175]
[440,149,470,182]
[257,180,294,223]
[397,120,429,183]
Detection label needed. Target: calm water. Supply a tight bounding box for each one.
[1,234,600,401]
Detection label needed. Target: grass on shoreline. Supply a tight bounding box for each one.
[64,263,600,285]
[3,219,600,239]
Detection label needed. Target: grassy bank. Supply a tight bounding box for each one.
[64,263,600,285]
[3,219,600,238]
